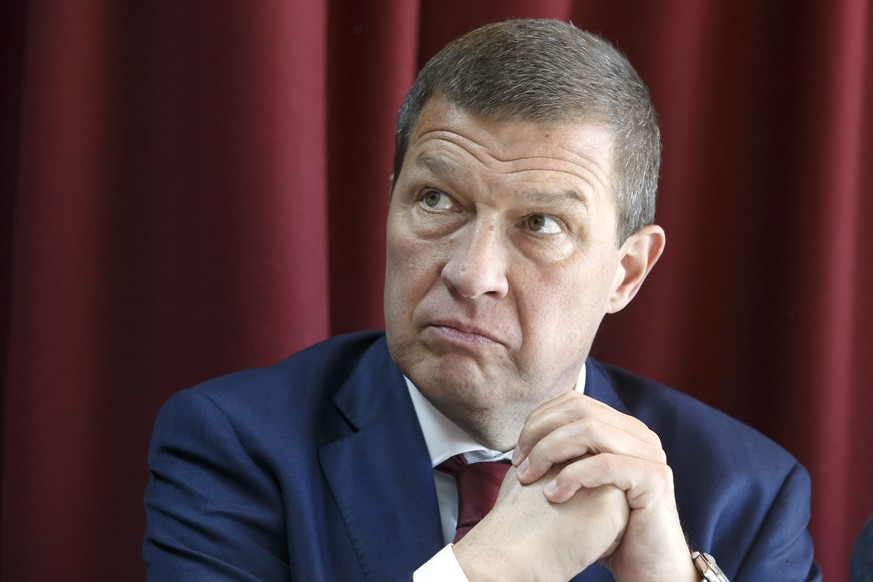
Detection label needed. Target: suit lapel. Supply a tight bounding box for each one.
[319,338,444,581]
[584,358,630,416]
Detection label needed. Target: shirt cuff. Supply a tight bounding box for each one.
[413,544,469,582]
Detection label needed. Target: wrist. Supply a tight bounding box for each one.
[452,540,525,582]
[609,534,699,582]
[451,519,548,582]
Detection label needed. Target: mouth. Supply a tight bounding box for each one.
[425,320,504,347]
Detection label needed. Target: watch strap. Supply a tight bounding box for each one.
[692,550,730,582]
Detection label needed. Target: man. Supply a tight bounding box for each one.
[144,19,820,581]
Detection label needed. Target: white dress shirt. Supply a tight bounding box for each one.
[408,364,587,581]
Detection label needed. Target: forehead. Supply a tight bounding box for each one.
[410,98,611,154]
[402,98,616,204]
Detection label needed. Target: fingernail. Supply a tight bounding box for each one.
[517,458,529,477]
[511,447,520,464]
[543,480,558,497]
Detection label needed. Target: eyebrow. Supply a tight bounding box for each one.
[521,189,589,210]
[413,153,590,210]
[413,154,456,177]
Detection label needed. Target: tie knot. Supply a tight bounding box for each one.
[437,455,511,542]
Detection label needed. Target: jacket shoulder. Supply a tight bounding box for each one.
[592,360,794,469]
[191,330,387,403]
[156,331,391,449]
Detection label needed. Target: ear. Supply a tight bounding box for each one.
[607,224,666,314]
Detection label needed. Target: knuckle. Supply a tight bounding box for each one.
[596,452,619,473]
[650,462,675,493]
[653,445,668,465]
[659,462,674,483]
[570,416,598,441]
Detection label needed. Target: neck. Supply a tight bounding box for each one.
[454,408,527,452]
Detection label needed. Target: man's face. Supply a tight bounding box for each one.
[384,97,630,443]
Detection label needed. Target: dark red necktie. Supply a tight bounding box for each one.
[438,455,511,542]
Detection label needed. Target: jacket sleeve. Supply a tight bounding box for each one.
[732,461,822,581]
[143,388,291,581]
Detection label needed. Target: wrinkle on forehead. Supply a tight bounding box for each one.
[401,97,617,211]
[410,129,612,202]
[414,126,610,163]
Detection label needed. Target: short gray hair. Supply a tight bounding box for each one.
[392,19,660,243]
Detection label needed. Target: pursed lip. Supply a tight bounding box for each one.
[425,318,505,346]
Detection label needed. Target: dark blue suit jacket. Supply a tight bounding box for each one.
[144,331,821,580]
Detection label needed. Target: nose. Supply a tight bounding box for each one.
[441,221,509,299]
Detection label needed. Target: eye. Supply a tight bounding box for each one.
[419,190,453,210]
[525,213,562,234]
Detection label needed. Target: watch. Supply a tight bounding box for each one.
[692,551,730,582]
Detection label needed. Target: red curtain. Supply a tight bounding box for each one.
[2,1,870,580]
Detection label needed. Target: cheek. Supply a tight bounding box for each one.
[385,227,445,310]
[516,259,615,338]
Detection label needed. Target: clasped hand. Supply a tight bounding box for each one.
[453,392,697,582]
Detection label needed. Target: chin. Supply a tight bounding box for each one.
[389,331,526,398]
[424,359,526,408]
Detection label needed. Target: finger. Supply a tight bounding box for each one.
[514,392,659,466]
[518,393,656,460]
[543,453,675,507]
[511,392,578,464]
[516,417,666,484]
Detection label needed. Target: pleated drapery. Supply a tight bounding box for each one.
[2,1,871,580]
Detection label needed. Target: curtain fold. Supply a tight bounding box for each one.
[326,0,420,335]
[799,0,871,569]
[2,1,870,580]
[3,1,331,579]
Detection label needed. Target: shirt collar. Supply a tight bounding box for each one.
[405,362,587,468]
